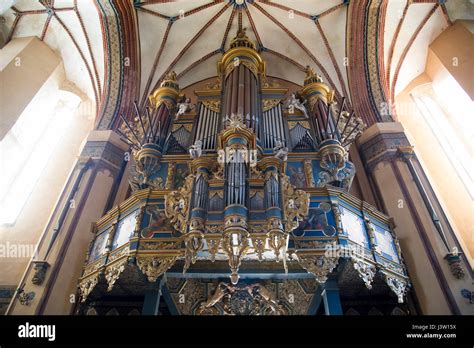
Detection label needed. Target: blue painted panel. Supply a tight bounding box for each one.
[249,212,266,221]
[293,202,336,237]
[207,213,224,220]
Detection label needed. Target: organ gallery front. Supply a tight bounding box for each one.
[76,30,411,316]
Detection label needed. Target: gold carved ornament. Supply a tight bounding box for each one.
[164,174,195,235]
[303,160,315,188]
[148,71,180,111]
[165,162,176,190]
[136,256,178,283]
[280,175,310,233]
[202,100,221,113]
[205,237,221,262]
[79,274,100,302]
[104,258,128,292]
[205,77,222,90]
[262,99,282,112]
[261,75,281,89]
[172,123,193,132]
[251,234,267,262]
[287,121,310,130]
[297,254,339,283]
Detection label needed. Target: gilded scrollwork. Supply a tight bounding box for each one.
[268,230,287,261]
[261,75,281,89]
[262,99,282,112]
[133,205,146,237]
[108,246,129,262]
[136,256,178,282]
[198,282,286,315]
[164,174,195,234]
[79,274,100,302]
[351,258,376,290]
[183,232,204,273]
[280,175,310,232]
[250,166,263,179]
[105,258,128,291]
[139,241,180,250]
[384,274,408,303]
[205,237,221,262]
[251,234,267,262]
[165,162,176,190]
[297,255,339,283]
[202,100,221,113]
[294,240,331,250]
[303,159,315,188]
[205,77,221,90]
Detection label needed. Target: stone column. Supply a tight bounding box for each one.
[6,130,128,314]
[358,122,473,315]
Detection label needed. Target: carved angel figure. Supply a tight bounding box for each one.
[176,97,195,119]
[273,140,288,162]
[286,93,309,118]
[189,140,203,159]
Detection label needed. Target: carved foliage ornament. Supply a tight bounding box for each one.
[105,259,128,292]
[79,275,100,302]
[351,258,376,290]
[262,99,282,112]
[202,100,221,113]
[136,256,178,283]
[281,175,310,232]
[384,274,408,303]
[297,255,339,283]
[198,282,286,315]
[164,174,195,234]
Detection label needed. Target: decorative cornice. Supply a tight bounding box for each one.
[347,0,392,126]
[96,0,140,130]
[358,131,410,171]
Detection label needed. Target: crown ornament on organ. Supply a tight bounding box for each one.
[229,28,256,50]
[304,65,324,85]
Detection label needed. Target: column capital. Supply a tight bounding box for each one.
[78,130,129,168]
[358,122,411,171]
[258,156,284,173]
[190,157,215,174]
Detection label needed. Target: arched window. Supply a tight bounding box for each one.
[410,77,474,198]
[0,90,81,224]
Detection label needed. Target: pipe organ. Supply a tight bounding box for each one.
[194,104,220,150]
[261,104,286,149]
[78,29,411,316]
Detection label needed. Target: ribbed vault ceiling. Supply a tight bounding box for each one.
[1,0,472,113]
